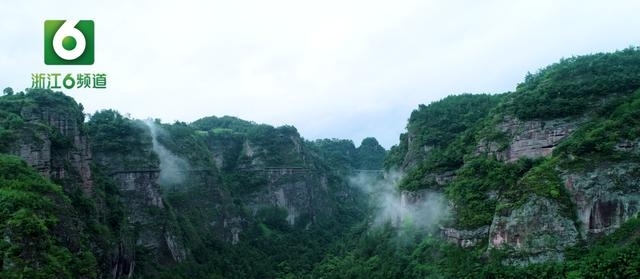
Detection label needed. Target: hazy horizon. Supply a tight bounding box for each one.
[2,0,640,148]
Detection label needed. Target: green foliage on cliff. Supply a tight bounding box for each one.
[87,110,159,169]
[394,48,640,220]
[0,89,85,154]
[0,89,84,122]
[310,216,640,279]
[366,48,640,278]
[3,47,640,278]
[386,94,501,170]
[311,138,358,171]
[155,121,215,168]
[509,47,640,120]
[354,137,386,169]
[407,94,502,148]
[0,90,129,279]
[310,137,386,172]
[554,89,640,160]
[192,116,306,167]
[447,157,534,228]
[0,155,98,279]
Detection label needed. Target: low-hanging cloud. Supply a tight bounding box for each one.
[349,170,448,232]
[144,120,189,186]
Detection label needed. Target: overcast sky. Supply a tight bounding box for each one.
[1,1,639,148]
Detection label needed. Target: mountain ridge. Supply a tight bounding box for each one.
[1,47,640,278]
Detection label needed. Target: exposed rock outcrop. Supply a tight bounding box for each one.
[112,171,164,208]
[488,196,579,264]
[562,163,640,238]
[12,123,51,176]
[12,105,93,193]
[223,217,245,245]
[440,226,489,248]
[250,172,329,227]
[614,139,640,153]
[477,116,582,162]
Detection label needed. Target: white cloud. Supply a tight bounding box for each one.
[1,0,639,148]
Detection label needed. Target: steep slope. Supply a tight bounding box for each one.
[3,47,640,278]
[0,90,381,278]
[311,47,640,278]
[391,49,640,261]
[0,90,122,278]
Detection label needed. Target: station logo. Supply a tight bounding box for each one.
[31,20,107,90]
[44,20,94,65]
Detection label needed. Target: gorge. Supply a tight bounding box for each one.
[1,48,640,278]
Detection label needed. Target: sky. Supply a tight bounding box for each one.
[1,1,639,148]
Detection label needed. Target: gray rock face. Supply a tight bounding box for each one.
[477,116,581,162]
[209,130,331,233]
[615,139,640,153]
[250,172,329,227]
[165,232,187,262]
[13,124,51,176]
[401,133,432,171]
[562,163,640,238]
[440,226,489,248]
[223,217,244,245]
[430,171,455,186]
[488,196,579,264]
[112,172,164,208]
[111,240,135,278]
[13,106,93,193]
[109,170,188,277]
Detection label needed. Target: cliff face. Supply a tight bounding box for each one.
[77,114,365,277]
[562,162,640,237]
[110,170,182,267]
[205,127,343,236]
[392,49,640,265]
[480,118,640,262]
[11,121,51,175]
[85,114,191,277]
[250,172,329,226]
[488,196,579,263]
[399,109,640,264]
[10,98,92,194]
[477,117,582,162]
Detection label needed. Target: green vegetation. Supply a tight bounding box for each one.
[446,157,534,228]
[386,94,501,170]
[373,47,640,278]
[509,47,640,120]
[0,155,98,279]
[394,94,502,190]
[407,94,502,148]
[311,138,358,171]
[87,110,159,169]
[554,89,640,161]
[310,216,640,278]
[309,137,387,172]
[354,137,386,169]
[2,48,640,278]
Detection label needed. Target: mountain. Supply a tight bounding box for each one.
[2,47,640,278]
[0,90,381,278]
[313,47,640,278]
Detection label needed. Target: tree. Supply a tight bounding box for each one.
[3,87,13,96]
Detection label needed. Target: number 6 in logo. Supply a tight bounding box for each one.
[44,20,94,65]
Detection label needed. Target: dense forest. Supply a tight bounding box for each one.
[1,48,640,278]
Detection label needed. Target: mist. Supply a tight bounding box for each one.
[349,171,449,232]
[144,120,190,186]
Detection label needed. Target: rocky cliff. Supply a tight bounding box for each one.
[5,91,92,194]
[476,116,583,162]
[72,113,367,277]
[390,49,640,266]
